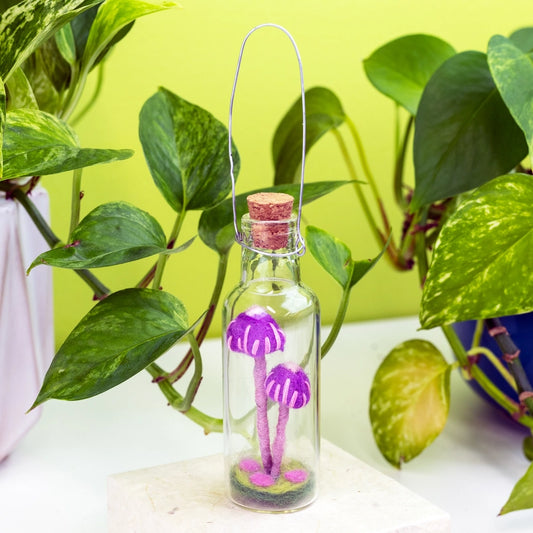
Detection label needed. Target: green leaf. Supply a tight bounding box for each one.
[420,173,533,328]
[488,35,533,163]
[509,27,533,53]
[363,34,456,115]
[273,87,345,185]
[29,202,176,270]
[369,339,451,468]
[2,108,132,180]
[5,67,38,111]
[0,0,101,81]
[306,226,389,289]
[199,181,350,255]
[54,22,76,65]
[139,87,238,212]
[32,288,191,405]
[500,461,533,514]
[82,0,174,73]
[412,51,528,210]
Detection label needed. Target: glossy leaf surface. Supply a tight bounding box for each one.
[32,288,190,405]
[0,0,100,81]
[500,461,533,514]
[28,202,180,270]
[82,0,173,72]
[412,51,528,210]
[363,34,455,115]
[306,225,388,289]
[1,108,132,180]
[369,339,451,467]
[140,87,238,212]
[5,67,38,110]
[420,174,533,328]
[54,22,76,65]
[273,87,345,185]
[488,35,533,160]
[199,181,349,255]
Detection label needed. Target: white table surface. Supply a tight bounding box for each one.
[1,317,531,532]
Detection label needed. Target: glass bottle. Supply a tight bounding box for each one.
[222,192,320,512]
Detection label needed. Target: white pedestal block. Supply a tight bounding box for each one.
[108,440,450,532]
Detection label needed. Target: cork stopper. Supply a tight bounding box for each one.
[246,192,294,250]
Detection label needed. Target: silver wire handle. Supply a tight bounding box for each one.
[228,23,306,257]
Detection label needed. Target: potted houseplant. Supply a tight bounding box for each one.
[2,0,388,485]
[270,29,533,514]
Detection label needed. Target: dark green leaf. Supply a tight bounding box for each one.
[5,67,38,110]
[273,87,345,185]
[488,35,533,161]
[369,339,451,468]
[54,22,76,65]
[32,288,190,405]
[199,181,350,255]
[412,51,528,210]
[0,0,101,81]
[363,34,456,115]
[500,461,533,514]
[0,77,4,176]
[81,0,174,73]
[29,202,171,270]
[509,27,533,53]
[420,174,533,328]
[2,108,132,180]
[139,87,238,212]
[306,226,390,289]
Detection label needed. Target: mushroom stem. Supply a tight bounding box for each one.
[254,357,272,473]
[271,402,290,478]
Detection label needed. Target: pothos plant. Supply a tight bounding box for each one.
[2,0,387,466]
[270,30,533,514]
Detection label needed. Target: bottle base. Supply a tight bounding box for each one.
[229,456,316,512]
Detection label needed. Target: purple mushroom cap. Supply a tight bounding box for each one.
[226,306,285,358]
[265,362,311,409]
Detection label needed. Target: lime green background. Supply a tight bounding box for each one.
[44,0,531,346]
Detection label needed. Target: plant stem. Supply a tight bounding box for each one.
[471,319,484,349]
[146,362,223,434]
[152,208,186,290]
[168,251,229,382]
[393,115,414,210]
[331,128,384,249]
[321,282,351,359]
[441,324,533,428]
[12,188,110,298]
[466,346,517,392]
[70,62,105,127]
[68,168,83,241]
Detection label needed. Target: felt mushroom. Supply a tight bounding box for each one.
[265,362,311,478]
[226,305,286,473]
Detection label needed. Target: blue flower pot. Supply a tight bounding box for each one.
[453,312,533,407]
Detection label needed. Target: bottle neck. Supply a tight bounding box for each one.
[240,214,301,283]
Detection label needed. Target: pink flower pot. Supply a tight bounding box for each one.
[0,186,54,461]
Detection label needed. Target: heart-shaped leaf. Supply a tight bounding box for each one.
[32,288,190,406]
[198,181,350,255]
[488,35,533,163]
[0,0,101,81]
[82,0,174,74]
[363,34,456,115]
[28,202,191,270]
[509,27,533,53]
[273,87,345,185]
[1,108,132,180]
[420,173,533,329]
[500,461,533,514]
[411,51,528,210]
[369,339,452,468]
[306,225,389,289]
[139,87,238,212]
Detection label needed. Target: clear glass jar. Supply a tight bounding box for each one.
[222,212,320,512]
